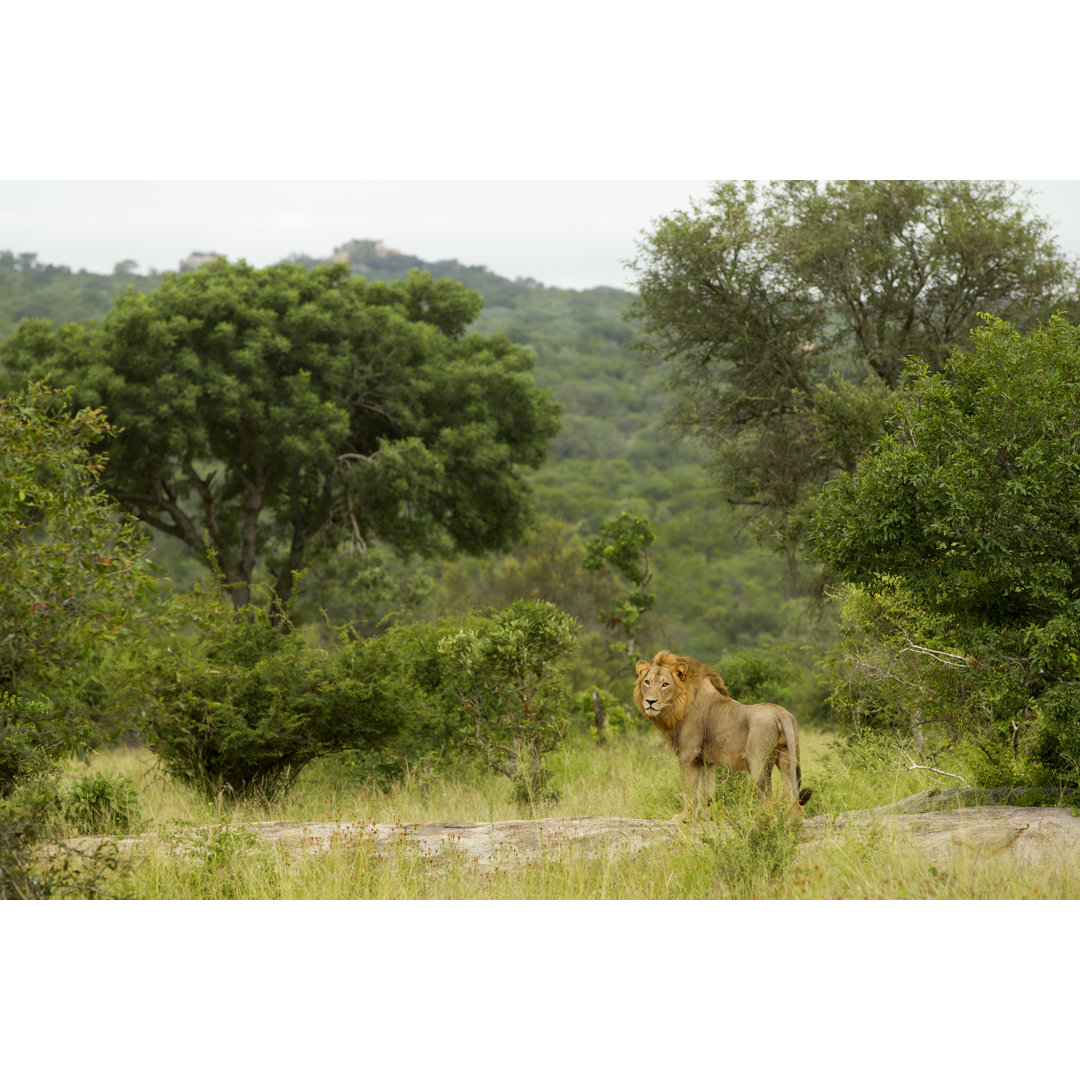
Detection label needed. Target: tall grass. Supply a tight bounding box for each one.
[43,727,1080,899]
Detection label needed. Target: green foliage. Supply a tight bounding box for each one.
[322,602,582,800]
[415,518,641,697]
[583,513,656,655]
[577,687,638,739]
[0,778,121,899]
[142,585,410,799]
[713,646,799,702]
[437,600,579,803]
[330,615,483,787]
[0,817,120,900]
[0,694,64,797]
[60,771,142,835]
[1,261,561,610]
[627,180,1080,563]
[819,579,1012,752]
[813,316,1080,781]
[0,382,156,792]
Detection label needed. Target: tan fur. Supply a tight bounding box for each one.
[634,649,812,817]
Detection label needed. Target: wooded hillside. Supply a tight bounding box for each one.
[0,243,810,694]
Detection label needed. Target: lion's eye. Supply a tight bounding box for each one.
[661,681,669,688]
[643,679,651,687]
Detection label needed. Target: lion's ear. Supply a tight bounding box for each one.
[635,659,650,677]
[674,662,688,681]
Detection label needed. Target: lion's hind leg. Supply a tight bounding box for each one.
[744,725,776,804]
[775,709,811,814]
[751,757,773,799]
[775,745,806,821]
[697,763,716,808]
[776,744,799,804]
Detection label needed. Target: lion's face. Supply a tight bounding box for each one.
[634,658,686,719]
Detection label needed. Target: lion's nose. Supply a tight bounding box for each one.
[645,697,657,707]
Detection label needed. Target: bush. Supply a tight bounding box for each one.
[327,616,480,788]
[61,771,142,835]
[713,647,799,703]
[437,599,579,804]
[0,694,63,798]
[142,588,409,799]
[0,785,120,900]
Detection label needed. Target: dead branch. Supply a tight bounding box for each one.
[899,640,972,668]
[891,744,970,787]
[849,656,925,691]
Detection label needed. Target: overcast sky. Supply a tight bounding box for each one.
[0,180,714,289]
[6,8,1078,293]
[3,179,1079,292]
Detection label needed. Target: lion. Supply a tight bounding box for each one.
[634,650,812,816]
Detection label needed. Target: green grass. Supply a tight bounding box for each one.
[41,726,1080,899]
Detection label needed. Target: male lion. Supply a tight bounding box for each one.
[634,650,812,816]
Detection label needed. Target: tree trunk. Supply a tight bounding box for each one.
[592,689,607,741]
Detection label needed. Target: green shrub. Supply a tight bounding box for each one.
[437,599,579,805]
[61,771,142,835]
[0,694,62,798]
[0,786,120,900]
[714,647,799,703]
[142,588,409,799]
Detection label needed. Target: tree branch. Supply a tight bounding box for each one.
[899,640,973,668]
[891,745,971,787]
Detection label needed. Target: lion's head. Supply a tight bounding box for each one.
[633,650,729,735]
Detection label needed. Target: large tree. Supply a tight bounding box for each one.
[1,260,562,607]
[811,316,1080,778]
[627,180,1080,560]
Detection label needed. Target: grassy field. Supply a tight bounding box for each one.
[41,725,1080,900]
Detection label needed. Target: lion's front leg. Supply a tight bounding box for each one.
[678,757,709,820]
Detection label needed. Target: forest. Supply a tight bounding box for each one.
[4,179,1080,900]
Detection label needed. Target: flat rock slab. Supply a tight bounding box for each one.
[801,805,1080,868]
[51,816,681,867]
[47,806,1080,870]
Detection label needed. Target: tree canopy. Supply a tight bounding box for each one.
[812,315,1080,778]
[626,181,1080,560]
[1,260,562,606]
[583,512,655,656]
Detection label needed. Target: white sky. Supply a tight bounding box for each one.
[5,7,1078,292]
[0,180,716,289]
[3,179,1078,291]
